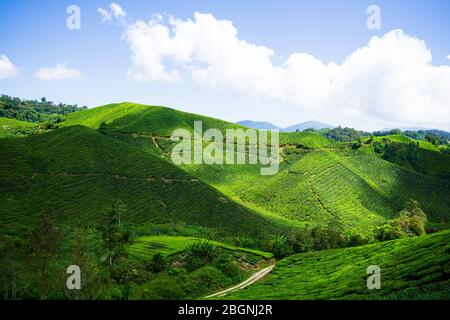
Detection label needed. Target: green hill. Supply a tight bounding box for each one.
[0,125,302,239]
[279,131,333,148]
[183,147,449,235]
[372,134,440,151]
[224,230,450,300]
[108,136,449,235]
[59,103,449,236]
[63,102,245,135]
[362,134,450,180]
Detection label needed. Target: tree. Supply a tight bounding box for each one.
[101,200,127,276]
[150,253,166,273]
[66,228,104,300]
[425,133,439,145]
[29,213,63,300]
[0,94,83,123]
[267,235,293,258]
[375,199,427,241]
[351,139,362,149]
[375,224,407,241]
[397,199,427,236]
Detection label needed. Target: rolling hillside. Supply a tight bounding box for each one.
[182,147,450,235]
[1,101,449,301]
[57,103,450,236]
[0,125,302,239]
[363,134,450,180]
[224,230,450,300]
[63,102,245,135]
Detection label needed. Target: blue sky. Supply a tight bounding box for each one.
[1,0,449,130]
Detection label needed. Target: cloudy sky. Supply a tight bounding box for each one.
[1,0,450,131]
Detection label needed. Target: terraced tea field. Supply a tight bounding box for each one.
[0,125,303,238]
[66,104,449,236]
[366,134,450,179]
[179,147,450,235]
[129,236,273,260]
[1,101,449,301]
[225,230,450,300]
[63,102,245,135]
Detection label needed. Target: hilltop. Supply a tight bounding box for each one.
[63,102,244,135]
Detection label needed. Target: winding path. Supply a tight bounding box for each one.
[204,265,274,298]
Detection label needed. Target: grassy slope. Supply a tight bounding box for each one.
[0,125,302,239]
[163,135,448,234]
[225,230,450,300]
[364,134,450,180]
[60,103,450,235]
[372,134,440,151]
[184,147,450,235]
[0,117,36,138]
[279,131,333,148]
[129,236,273,260]
[63,102,245,135]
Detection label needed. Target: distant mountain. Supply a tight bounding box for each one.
[237,120,334,132]
[283,121,334,132]
[236,120,280,130]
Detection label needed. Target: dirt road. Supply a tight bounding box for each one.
[204,265,274,298]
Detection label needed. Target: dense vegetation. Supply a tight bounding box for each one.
[0,210,271,300]
[0,95,86,123]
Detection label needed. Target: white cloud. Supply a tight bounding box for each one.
[98,3,127,25]
[98,8,112,22]
[122,12,450,130]
[0,55,18,80]
[110,3,126,19]
[447,54,450,61]
[35,63,82,81]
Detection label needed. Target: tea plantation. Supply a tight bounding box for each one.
[225,230,450,300]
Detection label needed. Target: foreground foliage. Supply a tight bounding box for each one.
[225,230,450,300]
